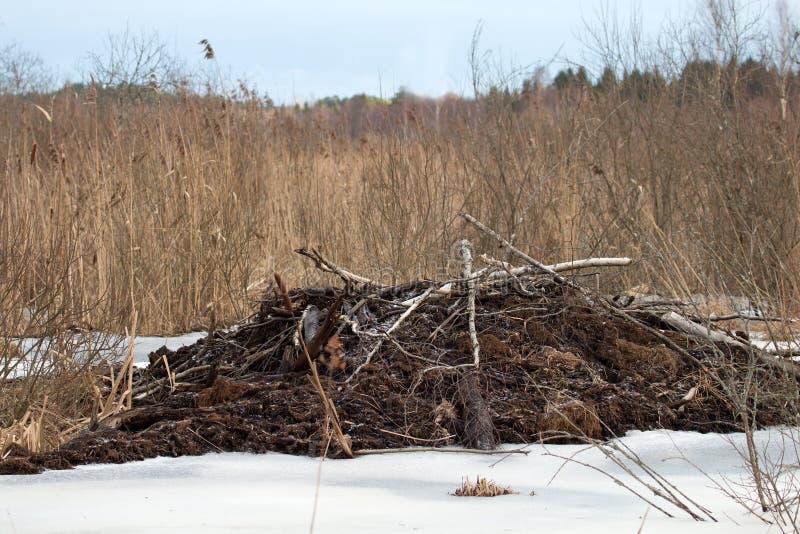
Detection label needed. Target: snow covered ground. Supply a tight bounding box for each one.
[1,428,793,533]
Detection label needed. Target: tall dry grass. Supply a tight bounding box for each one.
[2,61,798,335]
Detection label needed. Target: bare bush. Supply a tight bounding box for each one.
[85,27,183,93]
[0,42,52,95]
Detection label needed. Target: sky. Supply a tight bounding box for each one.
[0,1,795,103]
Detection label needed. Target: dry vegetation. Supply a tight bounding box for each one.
[2,8,800,336]
[0,1,799,524]
[452,475,517,497]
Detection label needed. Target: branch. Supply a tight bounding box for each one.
[354,447,529,456]
[460,213,565,282]
[295,248,380,287]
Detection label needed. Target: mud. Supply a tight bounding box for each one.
[2,280,797,474]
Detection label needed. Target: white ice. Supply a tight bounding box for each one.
[5,332,207,378]
[1,428,794,534]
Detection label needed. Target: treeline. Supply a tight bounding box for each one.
[20,52,789,145]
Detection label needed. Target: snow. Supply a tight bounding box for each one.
[6,332,206,378]
[1,428,793,533]
[749,334,799,359]
[128,332,207,367]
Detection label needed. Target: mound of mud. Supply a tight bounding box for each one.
[2,246,798,475]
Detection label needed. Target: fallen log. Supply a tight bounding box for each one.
[480,254,632,277]
[661,311,800,378]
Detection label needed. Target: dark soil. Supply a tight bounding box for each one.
[3,279,798,474]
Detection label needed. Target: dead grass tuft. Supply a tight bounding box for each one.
[0,398,46,456]
[452,475,518,497]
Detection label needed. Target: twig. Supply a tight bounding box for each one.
[428,301,464,342]
[189,427,223,452]
[386,287,434,335]
[461,213,565,282]
[295,248,380,287]
[274,273,295,315]
[309,433,332,534]
[354,447,529,456]
[377,428,455,443]
[669,385,699,409]
[707,313,795,322]
[343,339,383,384]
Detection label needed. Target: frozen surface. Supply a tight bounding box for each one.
[6,332,207,377]
[127,332,207,367]
[1,428,794,533]
[749,334,799,359]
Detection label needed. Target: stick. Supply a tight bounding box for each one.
[295,248,380,287]
[461,213,565,281]
[343,339,383,384]
[461,240,480,368]
[273,273,295,315]
[707,313,795,322]
[386,287,434,335]
[660,312,748,348]
[669,385,699,409]
[354,447,530,456]
[377,428,455,443]
[428,301,464,342]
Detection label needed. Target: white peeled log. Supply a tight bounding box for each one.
[481,254,632,279]
[660,312,748,348]
[660,311,800,378]
[399,255,632,308]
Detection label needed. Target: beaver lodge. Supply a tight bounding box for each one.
[2,214,798,475]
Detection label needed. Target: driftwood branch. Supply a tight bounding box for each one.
[707,312,795,322]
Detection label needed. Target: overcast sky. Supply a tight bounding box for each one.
[1,1,795,102]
